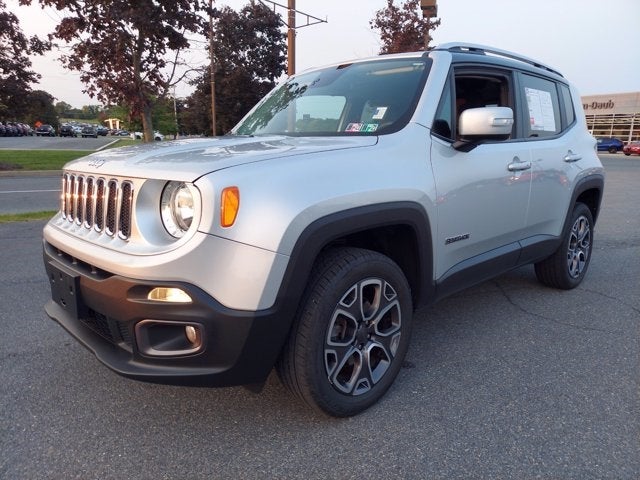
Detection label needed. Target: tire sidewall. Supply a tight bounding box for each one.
[560,202,594,288]
[300,250,413,416]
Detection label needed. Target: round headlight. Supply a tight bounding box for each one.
[161,182,195,238]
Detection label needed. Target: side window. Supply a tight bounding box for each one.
[520,73,562,138]
[559,84,576,128]
[432,69,513,141]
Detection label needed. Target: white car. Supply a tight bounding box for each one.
[131,131,164,141]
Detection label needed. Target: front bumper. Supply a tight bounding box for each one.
[43,241,291,387]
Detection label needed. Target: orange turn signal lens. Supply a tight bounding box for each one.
[220,186,240,227]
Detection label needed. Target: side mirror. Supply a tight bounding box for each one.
[453,106,514,152]
[459,106,514,139]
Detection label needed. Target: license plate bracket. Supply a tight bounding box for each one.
[46,261,86,319]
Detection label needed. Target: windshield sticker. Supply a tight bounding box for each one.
[525,87,556,132]
[372,107,388,120]
[346,123,379,133]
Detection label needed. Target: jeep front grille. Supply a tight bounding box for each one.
[61,173,134,240]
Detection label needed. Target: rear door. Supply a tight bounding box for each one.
[517,73,587,240]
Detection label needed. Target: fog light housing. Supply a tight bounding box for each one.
[147,287,192,303]
[135,320,204,357]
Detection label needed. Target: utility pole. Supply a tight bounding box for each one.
[287,0,296,76]
[208,0,217,137]
[258,0,326,76]
[173,87,179,140]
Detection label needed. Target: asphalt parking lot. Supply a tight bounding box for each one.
[0,154,638,478]
[0,135,119,151]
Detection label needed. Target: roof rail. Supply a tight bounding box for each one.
[432,42,563,77]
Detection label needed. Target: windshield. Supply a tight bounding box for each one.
[232,57,431,137]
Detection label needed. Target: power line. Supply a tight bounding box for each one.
[257,0,327,76]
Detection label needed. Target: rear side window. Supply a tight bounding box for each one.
[559,84,576,128]
[520,73,561,138]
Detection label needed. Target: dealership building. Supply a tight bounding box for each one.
[581,91,640,143]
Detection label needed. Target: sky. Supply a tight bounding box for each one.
[7,0,640,108]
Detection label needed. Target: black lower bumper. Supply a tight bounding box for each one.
[43,241,292,387]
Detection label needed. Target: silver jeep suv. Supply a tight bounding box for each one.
[43,44,604,417]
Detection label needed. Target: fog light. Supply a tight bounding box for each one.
[147,287,192,303]
[185,325,200,346]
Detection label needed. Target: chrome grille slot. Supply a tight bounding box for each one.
[84,176,95,228]
[119,182,133,239]
[60,173,134,240]
[74,176,84,225]
[106,179,118,236]
[95,178,105,232]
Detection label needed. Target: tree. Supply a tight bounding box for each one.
[24,0,207,141]
[22,90,58,126]
[54,101,73,117]
[183,1,286,135]
[0,0,50,118]
[370,0,440,54]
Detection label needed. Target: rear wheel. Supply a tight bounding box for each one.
[277,247,413,417]
[608,146,617,153]
[535,202,594,289]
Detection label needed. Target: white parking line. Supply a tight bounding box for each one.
[0,189,61,194]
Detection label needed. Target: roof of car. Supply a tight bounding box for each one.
[295,42,564,83]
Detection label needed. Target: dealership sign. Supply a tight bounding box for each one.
[583,100,615,111]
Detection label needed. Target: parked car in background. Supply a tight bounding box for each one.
[132,131,164,141]
[81,126,98,138]
[596,137,623,153]
[623,141,640,156]
[59,125,77,137]
[96,125,109,136]
[36,124,56,137]
[7,123,19,136]
[7,122,23,136]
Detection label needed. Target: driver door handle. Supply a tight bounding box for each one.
[508,158,532,171]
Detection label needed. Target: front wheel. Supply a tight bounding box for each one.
[535,202,594,289]
[608,147,617,153]
[277,247,413,417]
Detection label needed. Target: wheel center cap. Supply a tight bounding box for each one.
[356,324,369,345]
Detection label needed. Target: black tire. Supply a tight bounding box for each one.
[608,146,617,154]
[277,247,413,417]
[535,202,594,289]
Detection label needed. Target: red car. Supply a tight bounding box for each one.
[623,141,640,156]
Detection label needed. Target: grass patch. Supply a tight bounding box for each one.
[103,138,138,149]
[0,150,90,171]
[0,210,57,223]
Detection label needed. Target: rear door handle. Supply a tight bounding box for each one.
[564,150,582,163]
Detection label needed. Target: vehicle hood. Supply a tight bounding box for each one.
[65,135,378,181]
